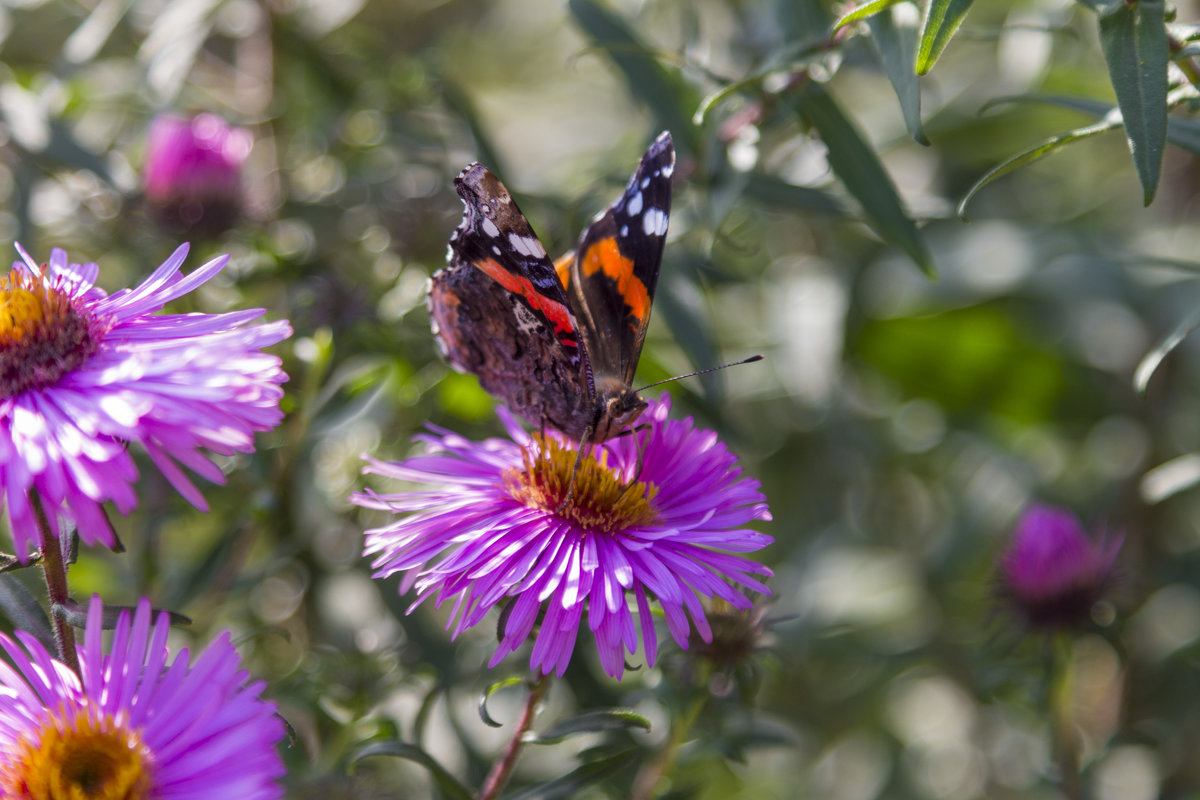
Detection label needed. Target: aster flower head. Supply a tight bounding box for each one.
[143,113,252,234]
[0,596,285,799]
[352,395,773,680]
[0,243,291,557]
[1000,503,1123,629]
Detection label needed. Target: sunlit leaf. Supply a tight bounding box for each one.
[831,0,906,32]
[1099,0,1169,204]
[1141,453,1200,503]
[479,676,527,728]
[957,119,1120,220]
[916,0,977,74]
[868,5,930,144]
[1134,306,1200,394]
[350,741,473,800]
[526,709,651,744]
[797,82,935,276]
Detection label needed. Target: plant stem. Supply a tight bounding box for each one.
[476,674,550,800]
[1048,634,1081,800]
[631,694,707,800]
[31,493,79,675]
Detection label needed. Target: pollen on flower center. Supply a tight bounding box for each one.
[0,269,101,398]
[2,710,152,800]
[504,433,659,533]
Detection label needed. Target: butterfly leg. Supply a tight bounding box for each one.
[556,425,594,513]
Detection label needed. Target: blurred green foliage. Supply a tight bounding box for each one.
[5,0,1200,797]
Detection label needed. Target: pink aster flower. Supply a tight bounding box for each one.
[1000,504,1123,628]
[0,243,291,557]
[352,395,773,679]
[143,113,252,234]
[0,596,285,799]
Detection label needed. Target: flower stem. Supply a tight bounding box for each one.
[1047,634,1081,800]
[476,674,550,800]
[31,493,80,675]
[631,694,707,800]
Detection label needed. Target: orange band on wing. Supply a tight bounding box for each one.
[580,237,649,322]
[553,251,574,289]
[473,258,577,344]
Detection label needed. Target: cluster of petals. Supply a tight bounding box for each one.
[0,243,291,556]
[353,396,773,679]
[0,596,284,799]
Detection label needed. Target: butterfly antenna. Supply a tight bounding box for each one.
[634,354,764,393]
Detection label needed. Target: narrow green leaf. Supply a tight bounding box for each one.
[1166,116,1200,155]
[1134,306,1200,394]
[0,575,53,651]
[501,749,637,800]
[569,0,695,143]
[916,0,977,74]
[868,6,930,144]
[798,82,935,276]
[526,709,651,744]
[479,676,527,728]
[1099,0,1169,204]
[350,741,473,800]
[957,119,1119,219]
[742,172,848,215]
[831,0,905,32]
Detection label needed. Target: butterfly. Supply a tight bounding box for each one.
[427,131,674,445]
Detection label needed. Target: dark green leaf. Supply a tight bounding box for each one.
[0,553,38,575]
[957,119,1120,220]
[831,0,905,32]
[350,741,473,800]
[0,575,53,650]
[569,0,696,145]
[1099,0,1169,204]
[797,82,935,276]
[526,709,651,744]
[1134,306,1200,394]
[741,172,848,215]
[916,0,977,74]
[1166,116,1200,155]
[501,749,637,800]
[53,601,191,630]
[868,6,930,144]
[479,676,528,728]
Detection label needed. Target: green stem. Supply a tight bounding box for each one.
[1047,633,1082,800]
[31,493,79,676]
[630,694,707,800]
[476,674,550,800]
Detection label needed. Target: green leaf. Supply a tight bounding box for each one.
[956,118,1120,219]
[1134,306,1200,394]
[479,676,528,728]
[1099,0,1169,204]
[797,82,935,276]
[526,709,651,744]
[831,0,905,32]
[916,0,977,74]
[0,575,53,651]
[741,172,849,215]
[350,741,473,800]
[868,5,930,144]
[1166,115,1200,155]
[569,0,695,145]
[501,749,637,800]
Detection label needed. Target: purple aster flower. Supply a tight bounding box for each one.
[1000,504,1123,628]
[0,243,291,557]
[352,395,773,679]
[0,596,285,799]
[143,113,252,234]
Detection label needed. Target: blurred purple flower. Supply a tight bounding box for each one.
[1000,504,1122,628]
[352,395,773,679]
[0,596,285,799]
[0,243,291,557]
[143,113,252,234]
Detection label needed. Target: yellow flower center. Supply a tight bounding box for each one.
[0,269,100,398]
[504,433,659,533]
[1,710,152,800]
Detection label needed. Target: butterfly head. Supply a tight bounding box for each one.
[592,378,648,442]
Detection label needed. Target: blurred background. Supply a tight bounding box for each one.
[4,0,1200,797]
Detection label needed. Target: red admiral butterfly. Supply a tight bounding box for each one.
[428,131,674,444]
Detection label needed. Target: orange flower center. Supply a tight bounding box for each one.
[0,269,100,398]
[1,710,152,800]
[504,433,659,533]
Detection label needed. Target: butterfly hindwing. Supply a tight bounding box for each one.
[565,131,674,387]
[428,163,595,435]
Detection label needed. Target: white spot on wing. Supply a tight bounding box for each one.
[660,163,674,179]
[620,225,628,237]
[627,191,643,216]
[508,233,546,258]
[640,177,650,189]
[482,218,500,238]
[642,208,668,236]
[492,245,501,255]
